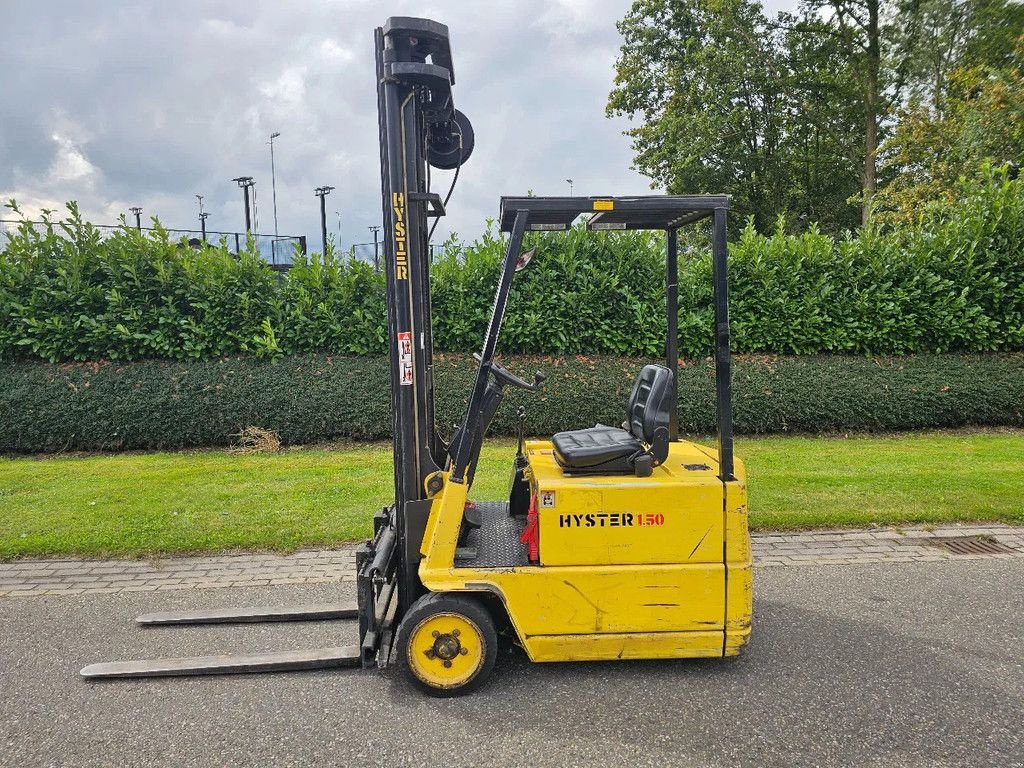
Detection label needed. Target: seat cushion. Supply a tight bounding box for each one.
[551,426,642,472]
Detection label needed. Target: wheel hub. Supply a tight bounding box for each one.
[425,628,470,668]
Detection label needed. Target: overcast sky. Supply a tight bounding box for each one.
[0,0,796,251]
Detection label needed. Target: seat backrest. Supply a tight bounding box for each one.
[625,364,674,445]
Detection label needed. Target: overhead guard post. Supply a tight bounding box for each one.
[666,228,679,442]
[712,207,734,481]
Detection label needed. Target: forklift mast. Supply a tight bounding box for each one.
[374,18,473,616]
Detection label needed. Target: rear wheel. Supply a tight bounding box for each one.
[396,592,497,697]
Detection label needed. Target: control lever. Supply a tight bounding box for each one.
[515,406,527,459]
[473,353,546,392]
[514,369,546,392]
[509,406,531,518]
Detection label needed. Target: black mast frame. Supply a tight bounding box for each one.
[358,18,463,661]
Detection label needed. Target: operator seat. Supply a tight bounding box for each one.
[551,364,674,477]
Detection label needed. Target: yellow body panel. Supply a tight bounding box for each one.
[725,481,753,655]
[527,441,725,566]
[451,564,723,635]
[418,440,752,663]
[525,631,725,662]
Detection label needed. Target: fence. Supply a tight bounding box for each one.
[0,220,306,270]
[347,241,466,270]
[0,218,468,271]
[349,241,382,269]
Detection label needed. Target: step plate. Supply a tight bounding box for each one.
[136,603,358,626]
[80,645,362,679]
[456,501,527,568]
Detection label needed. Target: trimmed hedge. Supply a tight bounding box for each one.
[2,353,1022,453]
[3,168,1024,363]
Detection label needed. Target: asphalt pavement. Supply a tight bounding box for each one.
[1,559,1022,768]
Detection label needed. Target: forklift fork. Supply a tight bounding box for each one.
[81,508,402,680]
[79,601,362,679]
[80,645,363,680]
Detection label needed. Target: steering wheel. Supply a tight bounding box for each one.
[473,353,546,392]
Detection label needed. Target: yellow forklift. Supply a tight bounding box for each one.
[82,16,751,696]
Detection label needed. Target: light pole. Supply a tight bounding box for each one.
[566,178,574,196]
[195,195,208,243]
[268,132,281,238]
[369,225,381,272]
[129,206,143,231]
[232,177,255,232]
[314,186,334,254]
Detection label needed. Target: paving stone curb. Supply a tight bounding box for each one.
[0,524,1020,598]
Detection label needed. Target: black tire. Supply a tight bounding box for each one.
[395,592,497,697]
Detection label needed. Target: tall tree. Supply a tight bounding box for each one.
[797,0,888,224]
[782,10,866,230]
[875,34,1024,221]
[892,0,971,113]
[894,0,1024,113]
[964,0,1024,69]
[607,0,791,232]
[608,0,1022,232]
[608,0,870,233]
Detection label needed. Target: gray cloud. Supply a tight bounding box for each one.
[0,0,795,249]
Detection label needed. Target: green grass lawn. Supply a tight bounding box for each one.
[1,431,1021,559]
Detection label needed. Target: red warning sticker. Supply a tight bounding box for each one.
[398,331,413,386]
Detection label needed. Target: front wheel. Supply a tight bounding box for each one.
[395,592,497,697]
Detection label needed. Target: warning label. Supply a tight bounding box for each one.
[540,491,556,509]
[398,331,413,386]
